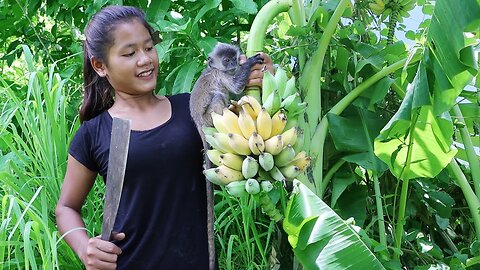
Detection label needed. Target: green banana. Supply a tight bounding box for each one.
[242,156,259,179]
[282,76,297,100]
[206,149,223,167]
[245,178,261,195]
[269,166,286,182]
[274,144,296,167]
[260,181,273,192]
[279,164,301,180]
[259,152,275,171]
[274,67,288,99]
[225,180,248,197]
[263,90,282,116]
[261,71,276,104]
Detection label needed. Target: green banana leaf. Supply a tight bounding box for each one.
[327,108,388,173]
[373,0,479,180]
[283,180,385,270]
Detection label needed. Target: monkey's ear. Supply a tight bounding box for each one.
[207,56,213,67]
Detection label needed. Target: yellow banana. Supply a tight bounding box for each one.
[271,109,287,136]
[227,133,251,156]
[238,109,256,139]
[238,95,262,119]
[212,132,236,153]
[256,108,272,140]
[248,132,265,155]
[264,135,284,155]
[216,165,244,184]
[282,126,298,146]
[291,155,311,171]
[222,108,243,135]
[211,111,229,133]
[206,149,223,166]
[219,152,244,171]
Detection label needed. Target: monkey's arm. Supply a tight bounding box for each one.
[224,54,264,95]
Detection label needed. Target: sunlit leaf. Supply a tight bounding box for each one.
[283,180,385,270]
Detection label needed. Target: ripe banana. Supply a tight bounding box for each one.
[238,95,262,119]
[274,144,296,167]
[264,135,284,155]
[206,149,223,167]
[245,178,261,195]
[225,180,248,197]
[216,165,244,184]
[260,181,273,192]
[227,133,251,155]
[242,156,259,179]
[248,132,265,155]
[212,132,236,153]
[288,151,311,171]
[211,111,229,134]
[282,126,298,146]
[256,108,272,140]
[238,109,256,139]
[222,108,243,135]
[271,109,287,136]
[219,152,244,171]
[259,152,275,171]
[279,164,301,180]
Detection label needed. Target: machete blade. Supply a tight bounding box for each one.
[101,117,131,241]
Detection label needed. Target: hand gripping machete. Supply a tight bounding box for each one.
[101,117,131,241]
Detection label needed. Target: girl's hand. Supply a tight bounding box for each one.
[240,52,275,88]
[83,233,125,270]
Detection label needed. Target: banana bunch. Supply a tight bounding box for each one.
[202,67,311,220]
[368,0,416,22]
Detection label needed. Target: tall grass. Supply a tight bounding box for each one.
[0,46,89,269]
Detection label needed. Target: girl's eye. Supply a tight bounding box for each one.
[123,52,135,57]
[146,47,153,51]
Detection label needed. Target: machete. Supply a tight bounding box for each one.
[101,117,131,241]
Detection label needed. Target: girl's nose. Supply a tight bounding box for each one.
[138,51,152,66]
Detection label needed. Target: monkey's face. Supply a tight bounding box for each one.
[221,53,239,73]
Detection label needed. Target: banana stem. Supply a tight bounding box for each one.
[246,0,292,57]
[311,57,410,197]
[372,171,387,248]
[393,109,419,259]
[288,0,306,71]
[245,0,292,99]
[320,159,346,197]
[452,104,480,199]
[448,159,480,240]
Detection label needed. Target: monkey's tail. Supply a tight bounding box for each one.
[203,140,217,270]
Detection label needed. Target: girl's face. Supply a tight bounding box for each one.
[96,19,159,96]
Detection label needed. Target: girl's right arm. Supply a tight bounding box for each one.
[56,155,124,270]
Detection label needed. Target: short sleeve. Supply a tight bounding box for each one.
[68,123,98,172]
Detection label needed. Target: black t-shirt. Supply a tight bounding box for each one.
[69,93,209,269]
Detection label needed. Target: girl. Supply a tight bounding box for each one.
[55,5,273,270]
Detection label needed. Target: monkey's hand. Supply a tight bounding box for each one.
[240,52,275,88]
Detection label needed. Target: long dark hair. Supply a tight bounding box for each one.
[80,5,155,123]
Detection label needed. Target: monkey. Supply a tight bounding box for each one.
[189,42,264,270]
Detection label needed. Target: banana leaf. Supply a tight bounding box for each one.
[283,180,385,270]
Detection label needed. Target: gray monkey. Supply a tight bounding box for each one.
[189,42,263,270]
